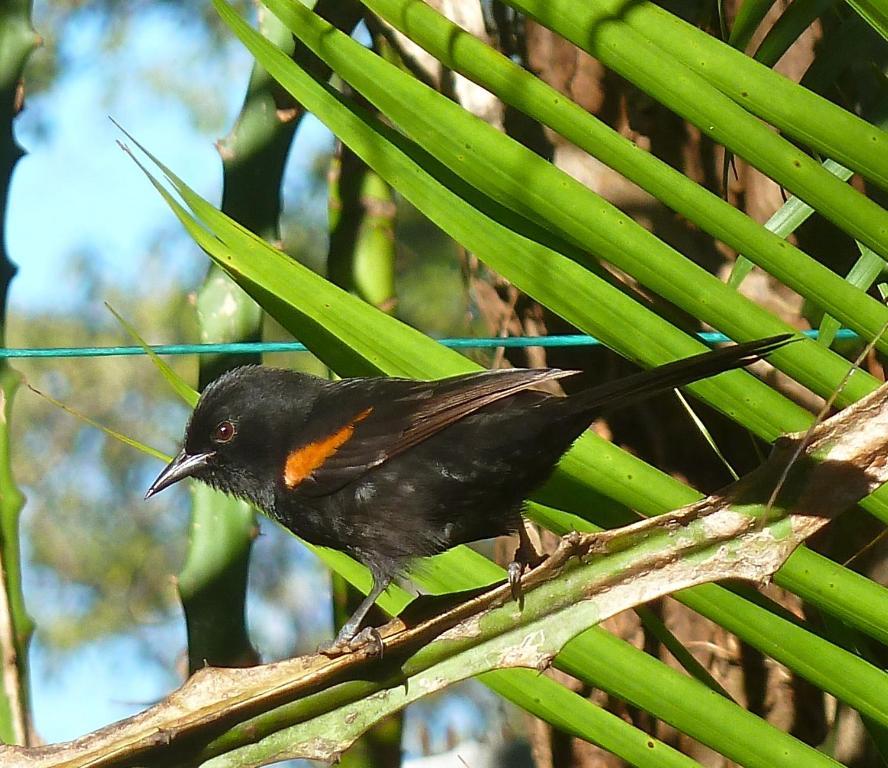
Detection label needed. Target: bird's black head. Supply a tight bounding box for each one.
[145,366,324,511]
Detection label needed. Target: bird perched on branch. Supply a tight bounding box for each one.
[146,335,792,652]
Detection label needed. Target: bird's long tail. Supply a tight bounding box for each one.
[573,334,795,414]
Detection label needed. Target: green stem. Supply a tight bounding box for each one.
[328,146,396,309]
[752,0,837,67]
[0,0,39,745]
[0,367,28,746]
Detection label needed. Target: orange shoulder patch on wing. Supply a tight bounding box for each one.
[284,407,373,489]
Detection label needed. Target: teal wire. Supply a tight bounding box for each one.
[0,328,859,359]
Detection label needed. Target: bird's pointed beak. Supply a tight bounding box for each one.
[145,450,214,499]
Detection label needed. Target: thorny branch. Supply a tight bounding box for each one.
[5,380,888,768]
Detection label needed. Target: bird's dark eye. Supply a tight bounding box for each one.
[211,420,237,444]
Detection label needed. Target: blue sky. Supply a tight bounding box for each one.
[8,2,333,319]
[10,8,221,315]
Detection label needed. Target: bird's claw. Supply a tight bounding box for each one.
[507,560,524,603]
[319,626,384,659]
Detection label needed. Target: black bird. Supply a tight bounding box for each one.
[146,335,791,650]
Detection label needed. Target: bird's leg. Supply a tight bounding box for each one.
[321,573,391,658]
[508,521,545,604]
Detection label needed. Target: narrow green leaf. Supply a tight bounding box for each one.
[27,384,171,463]
[105,300,198,407]
[752,0,836,67]
[728,159,854,288]
[117,132,475,380]
[778,547,888,645]
[481,668,706,768]
[844,0,888,40]
[729,0,778,48]
[550,0,888,191]
[673,390,739,480]
[819,245,885,347]
[634,604,736,700]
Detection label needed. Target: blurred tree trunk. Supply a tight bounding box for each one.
[0,0,39,745]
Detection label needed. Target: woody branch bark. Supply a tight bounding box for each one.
[3,377,888,767]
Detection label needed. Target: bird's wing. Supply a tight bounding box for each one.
[282,368,575,497]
